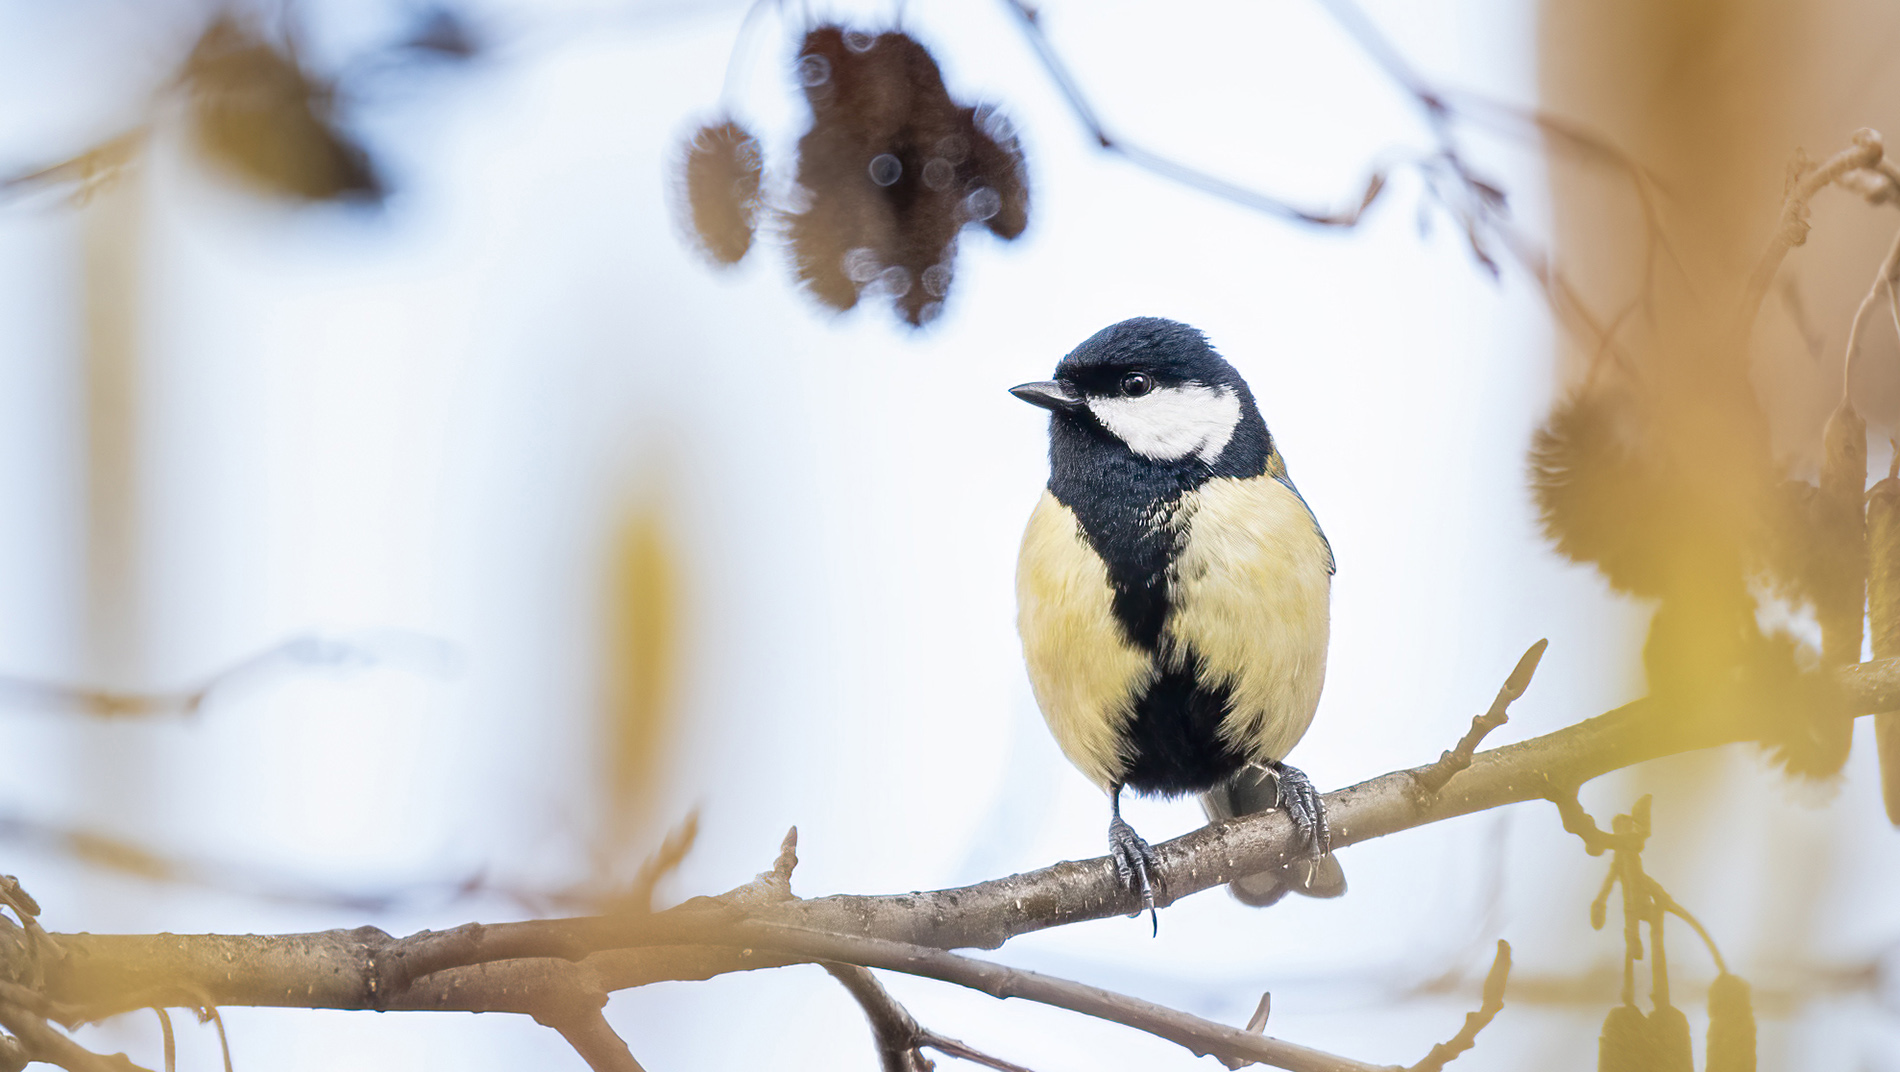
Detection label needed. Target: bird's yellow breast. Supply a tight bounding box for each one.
[1016,491,1152,789]
[1163,476,1331,764]
[1015,477,1332,790]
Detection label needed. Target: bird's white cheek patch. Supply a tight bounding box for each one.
[1088,384,1242,462]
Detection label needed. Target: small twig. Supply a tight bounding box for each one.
[1414,641,1547,796]
[1642,877,1728,976]
[189,1002,233,1072]
[1218,993,1273,1070]
[0,812,503,914]
[0,634,445,720]
[740,923,1390,1072]
[1737,129,1886,340]
[997,0,1389,227]
[0,876,58,987]
[1406,940,1511,1072]
[623,811,700,913]
[0,131,147,207]
[827,963,1039,1072]
[543,1007,646,1072]
[0,1002,150,1072]
[1546,788,1641,857]
[152,1009,174,1072]
[1840,221,1900,403]
[1589,865,1617,930]
[825,964,933,1072]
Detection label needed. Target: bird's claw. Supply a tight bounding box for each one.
[1272,762,1331,858]
[1107,815,1160,934]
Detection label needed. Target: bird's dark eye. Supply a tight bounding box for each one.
[1120,372,1153,397]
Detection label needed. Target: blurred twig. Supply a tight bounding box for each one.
[1405,941,1510,1072]
[0,633,455,720]
[1737,129,1888,340]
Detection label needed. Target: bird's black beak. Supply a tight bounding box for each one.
[1010,380,1085,414]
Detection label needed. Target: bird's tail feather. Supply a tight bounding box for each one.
[1201,766,1347,907]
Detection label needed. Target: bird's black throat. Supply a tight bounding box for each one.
[1045,410,1272,650]
[1044,408,1276,797]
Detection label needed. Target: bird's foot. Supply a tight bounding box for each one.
[1271,761,1331,858]
[1107,815,1160,934]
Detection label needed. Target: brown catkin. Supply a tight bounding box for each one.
[1706,973,1757,1072]
[1598,1004,1651,1072]
[1648,1004,1694,1072]
[1868,475,1900,824]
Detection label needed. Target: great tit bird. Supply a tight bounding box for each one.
[1013,317,1344,920]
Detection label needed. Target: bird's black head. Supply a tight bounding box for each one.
[1011,317,1272,482]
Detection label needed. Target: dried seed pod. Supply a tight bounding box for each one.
[1706,972,1757,1072]
[1647,1004,1693,1072]
[781,24,1029,327]
[680,121,763,266]
[964,103,1029,240]
[184,16,381,202]
[1529,389,1674,596]
[1869,469,1900,824]
[1597,1004,1651,1072]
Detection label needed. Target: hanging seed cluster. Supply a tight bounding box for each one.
[183,16,381,202]
[673,24,1029,327]
[1585,797,1757,1072]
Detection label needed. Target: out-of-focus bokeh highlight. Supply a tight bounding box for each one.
[0,0,1897,1069]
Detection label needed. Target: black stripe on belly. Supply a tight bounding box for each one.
[1120,661,1249,797]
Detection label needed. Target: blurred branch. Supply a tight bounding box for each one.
[0,813,505,915]
[1840,219,1900,400]
[0,992,146,1072]
[998,0,1387,227]
[0,633,453,720]
[1405,941,1510,1072]
[1737,129,1888,339]
[0,132,146,207]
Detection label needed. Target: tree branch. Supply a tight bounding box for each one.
[13,657,1900,1066]
[825,963,1037,1072]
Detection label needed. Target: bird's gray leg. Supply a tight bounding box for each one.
[1269,761,1330,857]
[1107,783,1159,933]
